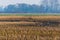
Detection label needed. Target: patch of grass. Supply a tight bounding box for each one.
[0,13,60,16]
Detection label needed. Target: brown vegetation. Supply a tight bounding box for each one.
[0,16,59,40]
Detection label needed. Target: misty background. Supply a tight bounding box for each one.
[0,0,60,13]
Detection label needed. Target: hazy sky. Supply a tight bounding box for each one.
[0,0,42,7]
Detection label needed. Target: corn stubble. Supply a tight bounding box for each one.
[0,16,60,40]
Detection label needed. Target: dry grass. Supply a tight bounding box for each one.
[0,16,59,40]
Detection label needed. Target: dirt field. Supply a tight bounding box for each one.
[0,16,60,40]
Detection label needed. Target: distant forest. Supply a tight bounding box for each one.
[0,0,60,13]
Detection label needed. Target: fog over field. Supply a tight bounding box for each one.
[0,0,60,7]
[0,0,41,7]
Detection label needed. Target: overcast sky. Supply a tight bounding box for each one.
[0,0,42,7]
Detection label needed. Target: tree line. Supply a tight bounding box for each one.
[0,3,60,13]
